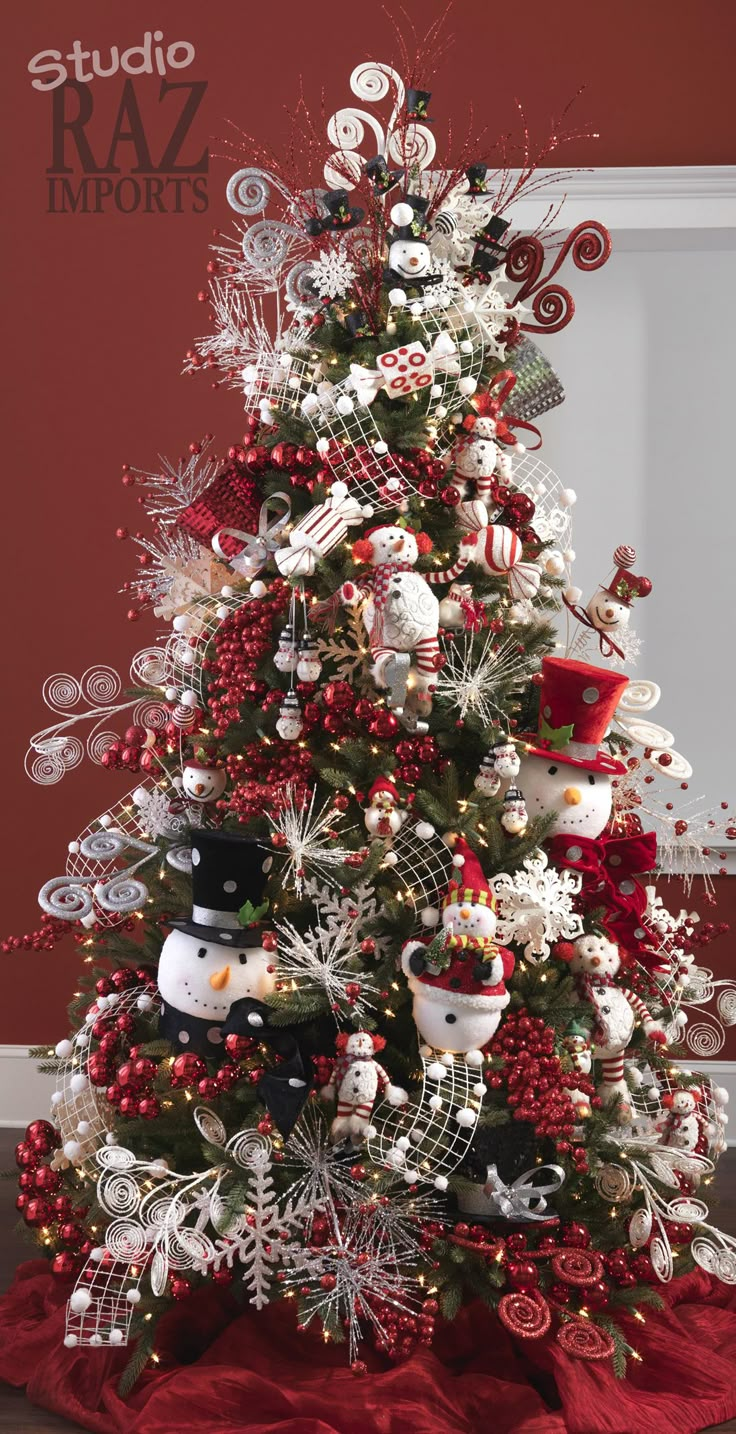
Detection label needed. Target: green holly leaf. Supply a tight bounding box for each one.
[238,898,270,928]
[539,717,575,751]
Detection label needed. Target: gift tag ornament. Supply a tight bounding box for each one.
[157,832,277,1057]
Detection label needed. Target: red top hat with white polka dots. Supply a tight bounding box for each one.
[521,657,628,775]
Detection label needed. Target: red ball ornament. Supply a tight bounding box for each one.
[505,1260,539,1291]
[212,1267,234,1286]
[170,1277,193,1301]
[320,1273,337,1291]
[171,1053,207,1088]
[24,1197,53,1228]
[51,1251,79,1281]
[370,712,400,738]
[138,1096,161,1120]
[224,1034,254,1061]
[197,1077,220,1101]
[32,1165,62,1195]
[440,486,461,507]
[24,1120,56,1144]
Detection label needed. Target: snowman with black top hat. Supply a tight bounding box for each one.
[385,197,438,289]
[158,831,277,1057]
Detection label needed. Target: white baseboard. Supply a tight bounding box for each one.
[0,1045,56,1129]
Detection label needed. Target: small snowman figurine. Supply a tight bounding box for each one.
[321,1031,408,1146]
[561,932,666,1118]
[181,754,227,805]
[274,623,298,674]
[158,831,277,1056]
[565,546,652,659]
[296,636,322,683]
[385,197,437,288]
[492,734,520,780]
[656,1088,709,1157]
[363,775,406,842]
[342,524,440,706]
[474,753,501,798]
[276,692,303,741]
[402,841,515,1058]
[451,415,499,505]
[438,581,475,630]
[501,787,528,836]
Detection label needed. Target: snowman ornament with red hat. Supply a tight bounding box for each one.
[341,524,441,710]
[181,754,227,805]
[656,1088,710,1157]
[363,776,406,842]
[157,831,277,1057]
[564,546,652,660]
[402,840,515,1060]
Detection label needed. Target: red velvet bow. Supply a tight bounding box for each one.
[547,830,658,956]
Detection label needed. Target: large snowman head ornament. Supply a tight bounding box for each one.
[181,756,227,804]
[158,831,276,1056]
[387,199,434,283]
[518,658,628,841]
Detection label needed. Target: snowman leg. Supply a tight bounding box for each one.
[598,1053,632,1120]
[412,639,441,709]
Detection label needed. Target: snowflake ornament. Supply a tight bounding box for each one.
[435,633,536,726]
[268,786,356,897]
[309,243,358,301]
[275,915,380,1022]
[491,849,584,961]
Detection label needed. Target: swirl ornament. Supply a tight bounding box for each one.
[549,1249,604,1287]
[194,1106,227,1148]
[498,1291,551,1339]
[87,729,120,765]
[38,876,93,920]
[595,1164,632,1203]
[628,1207,653,1249]
[82,667,122,704]
[618,679,661,714]
[43,674,82,710]
[686,1022,722,1058]
[649,1235,674,1282]
[130,647,169,687]
[25,748,66,785]
[323,61,435,190]
[556,1320,615,1361]
[242,220,301,277]
[505,222,612,335]
[717,989,736,1026]
[285,260,320,312]
[226,167,273,216]
[104,1220,148,1263]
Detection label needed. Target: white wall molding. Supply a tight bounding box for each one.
[0,1045,55,1128]
[510,165,736,249]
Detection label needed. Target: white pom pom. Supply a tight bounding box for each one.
[426,1062,447,1082]
[330,481,348,501]
[301,394,320,417]
[720,1112,729,1126]
[383,851,398,868]
[415,821,435,840]
[136,993,153,1012]
[316,438,330,456]
[429,1094,443,1111]
[126,1289,142,1304]
[440,1052,455,1067]
[172,614,190,633]
[373,440,389,455]
[63,1140,83,1162]
[90,1335,103,1347]
[388,287,407,307]
[410,303,423,318]
[544,551,566,577]
[473,1082,486,1098]
[361,504,374,520]
[180,690,197,709]
[165,686,178,702]
[67,841,80,856]
[385,320,397,335]
[149,1158,169,1173]
[403,1167,419,1184]
[420,906,440,928]
[70,1074,88,1096]
[51,1091,63,1107]
[248,580,266,599]
[564,586,583,605]
[465,1049,484,1068]
[560,488,577,507]
[714,1086,730,1106]
[434,1174,449,1192]
[396,1136,411,1152]
[105,1133,118,1146]
[457,377,477,397]
[108,1329,125,1345]
[76,1121,91,1137]
[64,1335,79,1349]
[336,396,354,416]
[455,1107,477,1128]
[55,1039,73,1059]
[386,1145,405,1168]
[452,852,466,868]
[627,1067,644,1088]
[91,1246,105,1261]
[390,203,414,227]
[70,1288,93,1314]
[563,549,576,564]
[106,992,119,1006]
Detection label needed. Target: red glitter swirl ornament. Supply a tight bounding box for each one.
[550,1249,605,1287]
[497,1290,551,1339]
[505,221,612,335]
[556,1319,616,1361]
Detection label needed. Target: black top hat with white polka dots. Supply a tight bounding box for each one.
[170,831,271,947]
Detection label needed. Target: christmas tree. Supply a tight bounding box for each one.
[10,52,736,1397]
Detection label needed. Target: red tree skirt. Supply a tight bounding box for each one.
[1,1261,736,1434]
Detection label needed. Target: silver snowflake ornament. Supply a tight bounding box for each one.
[491,849,583,961]
[309,243,358,301]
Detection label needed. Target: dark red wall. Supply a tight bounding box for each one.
[4,0,736,1045]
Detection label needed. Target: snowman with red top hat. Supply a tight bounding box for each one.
[363,775,406,842]
[402,839,514,1059]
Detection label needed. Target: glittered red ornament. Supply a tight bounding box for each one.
[32,1165,62,1195]
[178,463,261,555]
[24,1120,56,1145]
[440,486,461,508]
[170,1277,193,1301]
[225,1034,255,1060]
[171,1053,207,1088]
[24,1197,53,1228]
[51,1251,80,1281]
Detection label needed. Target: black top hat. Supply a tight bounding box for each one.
[406,88,433,123]
[344,307,370,338]
[169,831,271,948]
[365,154,402,194]
[472,214,510,275]
[305,188,364,237]
[391,194,430,242]
[466,164,489,196]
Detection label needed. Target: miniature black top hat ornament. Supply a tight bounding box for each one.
[305,188,364,237]
[472,213,511,275]
[406,88,433,122]
[365,153,402,194]
[170,830,271,947]
[466,163,489,196]
[389,195,430,241]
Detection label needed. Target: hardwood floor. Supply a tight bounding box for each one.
[0,1132,735,1432]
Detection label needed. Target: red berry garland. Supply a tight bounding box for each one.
[204,582,292,736]
[488,1011,594,1168]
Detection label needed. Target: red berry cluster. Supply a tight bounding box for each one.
[393,735,442,786]
[15,1121,92,1279]
[488,1011,596,1173]
[368,1294,438,1360]
[392,448,446,499]
[224,743,313,823]
[102,720,182,774]
[489,481,538,543]
[204,583,292,736]
[1,912,70,954]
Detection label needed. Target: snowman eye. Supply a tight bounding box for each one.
[547,765,558,775]
[588,774,596,786]
[238,953,248,965]
[445,1013,457,1024]
[197,947,207,959]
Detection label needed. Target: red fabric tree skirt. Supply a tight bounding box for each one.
[1,1261,736,1434]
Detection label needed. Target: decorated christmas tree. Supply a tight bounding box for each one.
[8,47,736,1415]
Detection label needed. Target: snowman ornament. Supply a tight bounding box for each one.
[181,756,227,805]
[158,831,277,1057]
[564,545,653,660]
[656,1089,709,1157]
[402,840,515,1059]
[564,932,666,1119]
[341,525,441,707]
[322,1031,408,1146]
[363,775,406,843]
[386,199,437,287]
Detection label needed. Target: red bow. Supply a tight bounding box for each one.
[547,830,658,957]
[464,371,543,450]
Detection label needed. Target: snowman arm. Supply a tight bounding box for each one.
[426,540,475,586]
[623,987,666,1039]
[375,1064,409,1106]
[340,579,372,606]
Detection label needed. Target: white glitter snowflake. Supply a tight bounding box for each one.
[303,878,393,962]
[268,786,355,897]
[422,258,462,309]
[491,849,584,962]
[309,243,357,301]
[132,785,190,842]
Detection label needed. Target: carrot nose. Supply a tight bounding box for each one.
[460,906,472,920]
[604,608,615,619]
[194,783,205,796]
[392,537,405,551]
[590,956,601,967]
[209,966,230,990]
[564,787,582,805]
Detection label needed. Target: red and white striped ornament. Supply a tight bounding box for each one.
[428,524,541,601]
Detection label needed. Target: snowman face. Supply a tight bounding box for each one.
[388,239,432,279]
[501,805,527,835]
[454,436,498,479]
[411,990,503,1054]
[368,526,419,566]
[276,714,303,741]
[518,754,613,839]
[570,934,620,979]
[586,590,631,634]
[493,745,519,778]
[182,766,226,803]
[346,1032,375,1059]
[442,899,497,942]
[670,1091,696,1115]
[158,928,275,1022]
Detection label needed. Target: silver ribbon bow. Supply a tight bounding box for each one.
[483,1162,565,1221]
[212,491,292,578]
